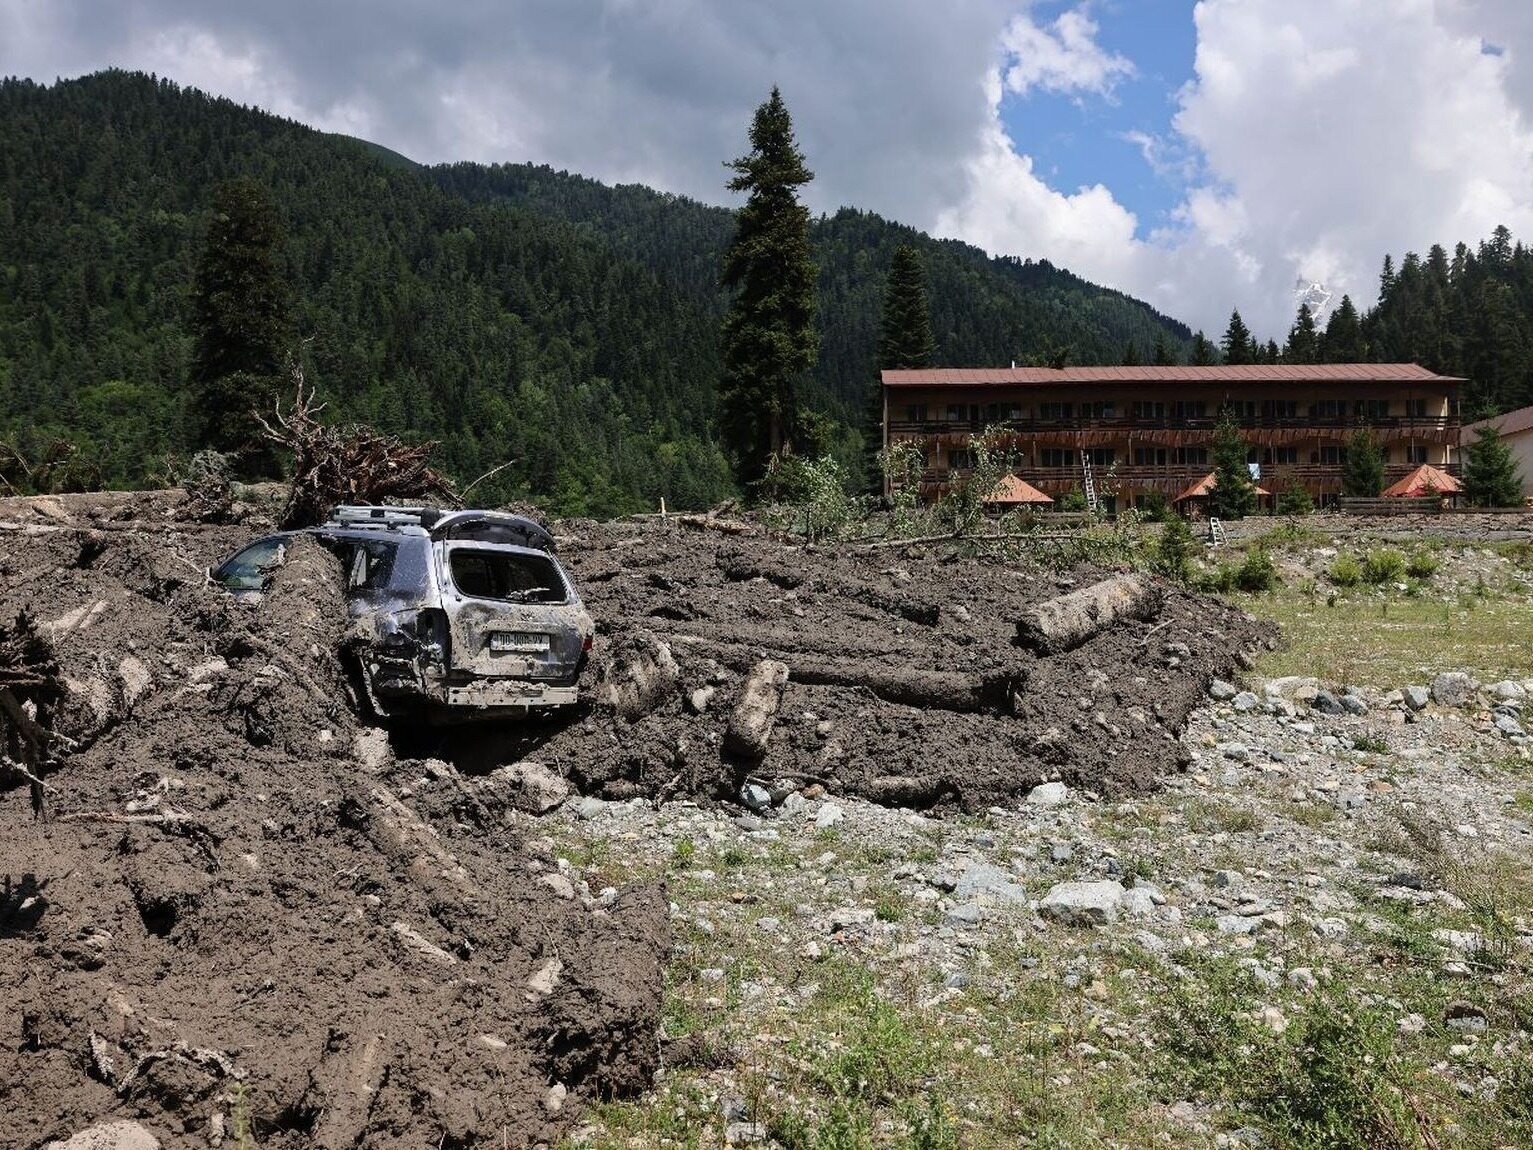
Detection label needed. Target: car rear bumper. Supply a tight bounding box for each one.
[437,679,579,710]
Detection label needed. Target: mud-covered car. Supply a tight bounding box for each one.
[210,505,593,718]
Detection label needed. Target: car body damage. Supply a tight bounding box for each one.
[210,505,593,720]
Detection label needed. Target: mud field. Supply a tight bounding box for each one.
[0,492,1272,1148]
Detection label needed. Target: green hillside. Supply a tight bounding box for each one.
[0,70,1191,513]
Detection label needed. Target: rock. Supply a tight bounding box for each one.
[1208,679,1238,701]
[574,796,606,821]
[544,1083,568,1115]
[1212,869,1243,890]
[740,783,773,812]
[780,791,808,817]
[1398,1013,1427,1034]
[1312,690,1344,715]
[1495,714,1526,738]
[828,906,876,932]
[117,656,152,708]
[1431,671,1477,708]
[1039,880,1126,927]
[1339,693,1369,716]
[1444,1002,1488,1034]
[814,802,844,829]
[1488,679,1527,701]
[1259,1006,1288,1034]
[44,1123,161,1150]
[1026,781,1070,806]
[1264,676,1319,703]
[1118,887,1156,917]
[1402,685,1430,711]
[954,862,1029,906]
[354,726,393,771]
[539,873,575,900]
[724,660,789,760]
[490,761,569,814]
[1232,691,1259,713]
[1287,967,1317,990]
[687,685,716,714]
[945,902,987,925]
[596,630,680,719]
[526,957,564,998]
[1216,914,1260,935]
[1049,842,1074,863]
[725,1122,768,1145]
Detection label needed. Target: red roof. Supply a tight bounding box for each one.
[1463,404,1533,440]
[983,474,1054,505]
[1172,472,1272,502]
[883,363,1462,388]
[1381,463,1462,497]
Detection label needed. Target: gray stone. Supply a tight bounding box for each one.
[489,761,569,814]
[814,802,845,829]
[1212,869,1243,890]
[1495,714,1526,738]
[1026,781,1070,806]
[1049,842,1074,863]
[1339,693,1369,716]
[597,631,680,719]
[1402,685,1430,711]
[1488,679,1527,702]
[1216,914,1261,935]
[1431,671,1477,708]
[44,1124,161,1150]
[1040,879,1126,927]
[1118,887,1156,917]
[1264,675,1320,703]
[828,906,876,931]
[740,783,773,812]
[1208,679,1238,701]
[1232,691,1260,712]
[724,660,789,760]
[1312,690,1344,715]
[953,861,1029,906]
[946,901,987,925]
[574,797,606,821]
[687,685,716,714]
[1444,1002,1489,1035]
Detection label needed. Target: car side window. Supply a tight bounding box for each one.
[216,538,286,592]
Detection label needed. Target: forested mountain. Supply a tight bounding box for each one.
[0,70,1190,512]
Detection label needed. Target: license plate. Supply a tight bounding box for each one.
[490,631,550,653]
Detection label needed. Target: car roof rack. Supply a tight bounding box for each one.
[324,505,557,552]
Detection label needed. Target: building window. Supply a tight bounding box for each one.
[948,449,975,471]
[1405,398,1428,419]
[1007,404,1026,421]
[1261,447,1299,465]
[1261,400,1299,420]
[1086,447,1115,465]
[1041,448,1077,467]
[1175,400,1211,419]
[1080,401,1116,419]
[1134,447,1169,466]
[1405,443,1429,464]
[1038,402,1074,421]
[1356,399,1390,419]
[904,404,927,423]
[945,404,963,422]
[1315,445,1343,465]
[1132,400,1167,419]
[1312,399,1345,419]
[1172,447,1208,466]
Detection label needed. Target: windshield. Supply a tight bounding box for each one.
[449,549,568,604]
[215,537,287,592]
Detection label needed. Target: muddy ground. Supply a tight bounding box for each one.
[0,491,1272,1148]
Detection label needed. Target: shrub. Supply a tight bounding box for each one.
[1405,550,1439,580]
[1276,483,1314,515]
[1235,547,1277,592]
[1152,515,1198,582]
[1328,553,1362,587]
[1196,562,1239,594]
[1059,485,1088,512]
[1138,486,1171,522]
[1361,548,1406,584]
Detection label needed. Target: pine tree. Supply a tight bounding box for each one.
[1340,429,1384,496]
[1321,295,1367,362]
[1209,407,1256,519]
[1461,425,1524,506]
[1190,331,1217,366]
[1221,309,1253,365]
[877,244,935,369]
[719,87,819,489]
[191,178,289,461]
[1122,340,1141,366]
[1285,304,1318,363]
[1151,332,1176,366]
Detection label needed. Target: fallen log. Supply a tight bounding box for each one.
[723,660,788,761]
[1014,573,1163,655]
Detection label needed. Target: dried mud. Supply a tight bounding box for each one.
[1,492,1274,1148]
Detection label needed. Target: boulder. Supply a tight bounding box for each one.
[45,1123,161,1150]
[1431,671,1477,708]
[596,630,680,720]
[1039,879,1126,927]
[1312,690,1344,715]
[1208,679,1238,701]
[1232,691,1260,712]
[724,659,789,760]
[1025,781,1070,806]
[1263,676,1319,704]
[1401,685,1430,711]
[1487,679,1527,702]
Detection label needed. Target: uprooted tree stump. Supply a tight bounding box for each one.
[258,366,459,529]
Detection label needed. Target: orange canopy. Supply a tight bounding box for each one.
[1381,463,1462,497]
[984,474,1054,505]
[1172,472,1272,503]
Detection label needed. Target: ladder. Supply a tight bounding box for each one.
[1080,453,1099,514]
[1208,517,1227,547]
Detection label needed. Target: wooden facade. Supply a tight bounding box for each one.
[880,364,1464,508]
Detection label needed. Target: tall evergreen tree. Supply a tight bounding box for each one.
[877,244,935,370]
[1189,331,1217,366]
[1121,340,1141,366]
[869,243,934,489]
[1461,425,1524,506]
[1285,304,1318,363]
[1209,407,1257,519]
[1151,332,1176,366]
[719,87,818,488]
[1321,295,1367,362]
[1221,309,1253,365]
[191,178,289,460]
[1340,429,1384,496]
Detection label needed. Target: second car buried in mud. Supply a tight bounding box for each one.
[210,505,594,719]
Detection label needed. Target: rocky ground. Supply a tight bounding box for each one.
[3,496,1531,1149]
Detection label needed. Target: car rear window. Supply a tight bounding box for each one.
[449,549,568,604]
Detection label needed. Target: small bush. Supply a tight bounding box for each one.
[1276,483,1314,515]
[1235,548,1278,593]
[1361,548,1406,584]
[1059,485,1088,512]
[1329,553,1362,587]
[1152,516,1197,582]
[1405,550,1439,580]
[1196,562,1239,594]
[1137,486,1171,521]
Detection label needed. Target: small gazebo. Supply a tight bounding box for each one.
[1382,463,1462,500]
[984,474,1054,510]
[1172,471,1272,508]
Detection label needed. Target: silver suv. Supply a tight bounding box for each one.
[210,505,594,718]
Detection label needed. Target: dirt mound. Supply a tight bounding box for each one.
[1,503,669,1150]
[507,519,1277,809]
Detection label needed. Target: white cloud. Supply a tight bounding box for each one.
[941,0,1533,337]
[998,6,1134,98]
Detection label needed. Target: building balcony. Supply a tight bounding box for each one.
[916,461,1461,496]
[887,414,1460,437]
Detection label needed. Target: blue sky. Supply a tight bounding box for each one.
[998,1,1197,238]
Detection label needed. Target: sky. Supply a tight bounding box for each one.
[4,0,1533,339]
